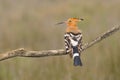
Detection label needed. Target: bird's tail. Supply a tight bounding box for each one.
[72,46,82,66]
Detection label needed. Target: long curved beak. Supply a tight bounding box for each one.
[56,21,65,25]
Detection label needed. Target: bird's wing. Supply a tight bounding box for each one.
[76,33,83,53]
[64,33,71,53]
[64,32,82,53]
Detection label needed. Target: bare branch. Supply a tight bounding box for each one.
[82,25,120,51]
[0,26,120,61]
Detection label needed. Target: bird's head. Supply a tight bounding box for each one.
[57,18,84,27]
[66,18,84,27]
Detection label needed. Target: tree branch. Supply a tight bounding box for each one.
[0,26,120,61]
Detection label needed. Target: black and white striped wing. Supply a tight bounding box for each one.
[64,33,72,53]
[64,32,83,53]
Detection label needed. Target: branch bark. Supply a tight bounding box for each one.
[0,26,120,61]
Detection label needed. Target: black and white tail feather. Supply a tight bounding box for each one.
[64,32,83,66]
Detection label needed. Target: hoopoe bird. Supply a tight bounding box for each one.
[57,18,84,66]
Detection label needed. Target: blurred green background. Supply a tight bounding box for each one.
[0,0,120,80]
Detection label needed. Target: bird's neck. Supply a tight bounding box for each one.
[66,26,81,34]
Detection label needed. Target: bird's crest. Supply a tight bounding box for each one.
[56,18,84,25]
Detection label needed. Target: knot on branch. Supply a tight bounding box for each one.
[15,48,26,56]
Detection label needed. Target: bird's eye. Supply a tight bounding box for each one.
[69,20,72,22]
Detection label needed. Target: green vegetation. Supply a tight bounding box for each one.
[0,0,120,80]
